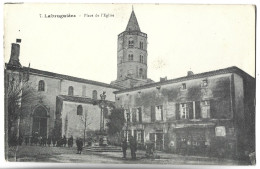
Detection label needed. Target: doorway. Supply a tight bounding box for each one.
[149,132,164,151]
[32,106,48,137]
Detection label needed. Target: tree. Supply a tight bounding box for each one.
[106,108,125,144]
[80,110,93,146]
[5,70,36,146]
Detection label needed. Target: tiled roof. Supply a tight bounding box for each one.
[57,95,115,106]
[125,10,141,32]
[21,67,121,90]
[114,66,255,94]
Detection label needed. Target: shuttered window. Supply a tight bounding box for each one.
[151,106,155,122]
[155,105,163,121]
[132,108,136,122]
[176,103,180,120]
[201,100,211,118]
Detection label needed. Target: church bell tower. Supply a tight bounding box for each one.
[117,9,147,80]
[111,9,153,88]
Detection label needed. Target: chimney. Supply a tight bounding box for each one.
[8,39,22,68]
[160,76,167,82]
[187,71,194,76]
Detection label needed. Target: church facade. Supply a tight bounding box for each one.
[5,42,119,140]
[5,9,255,159]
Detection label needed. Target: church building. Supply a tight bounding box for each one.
[5,9,255,159]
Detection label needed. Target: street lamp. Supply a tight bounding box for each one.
[99,91,107,132]
[125,107,130,141]
[98,91,108,146]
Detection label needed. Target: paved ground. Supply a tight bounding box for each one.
[7,145,245,165]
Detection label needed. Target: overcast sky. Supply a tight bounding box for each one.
[4,4,255,84]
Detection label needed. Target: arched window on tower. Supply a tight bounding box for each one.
[38,80,45,91]
[139,42,144,49]
[128,39,134,48]
[128,54,133,61]
[92,90,97,100]
[68,86,74,96]
[140,55,144,63]
[139,68,143,79]
[77,105,83,115]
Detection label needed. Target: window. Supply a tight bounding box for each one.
[135,130,144,143]
[128,40,134,48]
[181,83,186,90]
[201,100,210,118]
[38,80,45,91]
[124,109,131,122]
[139,68,143,78]
[68,86,74,96]
[139,42,144,49]
[128,54,133,61]
[202,79,208,87]
[132,107,142,123]
[77,105,83,115]
[136,107,142,122]
[140,55,144,63]
[155,105,163,121]
[92,90,97,99]
[180,103,188,119]
[82,85,86,97]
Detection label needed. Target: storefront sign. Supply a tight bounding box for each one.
[215,126,226,136]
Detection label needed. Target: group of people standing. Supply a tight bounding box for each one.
[121,135,138,160]
[23,133,75,148]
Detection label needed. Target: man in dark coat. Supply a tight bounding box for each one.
[129,136,137,160]
[68,136,73,147]
[63,135,67,147]
[47,136,51,147]
[25,137,29,146]
[121,137,128,159]
[76,138,83,154]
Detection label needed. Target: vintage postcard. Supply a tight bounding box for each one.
[3,3,256,166]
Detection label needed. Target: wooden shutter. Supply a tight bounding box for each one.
[134,130,137,140]
[210,100,216,118]
[141,130,144,143]
[175,103,180,120]
[188,102,193,119]
[132,108,136,122]
[151,106,155,122]
[195,101,201,119]
[161,105,163,121]
[138,107,142,122]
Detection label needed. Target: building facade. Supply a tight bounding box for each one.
[114,67,255,158]
[5,42,119,141]
[5,9,255,159]
[112,10,255,159]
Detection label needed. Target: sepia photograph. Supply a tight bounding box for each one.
[2,2,257,166]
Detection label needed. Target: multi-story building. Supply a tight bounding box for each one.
[114,67,255,158]
[5,9,255,159]
[112,10,255,159]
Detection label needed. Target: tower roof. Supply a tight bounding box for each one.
[125,10,141,32]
